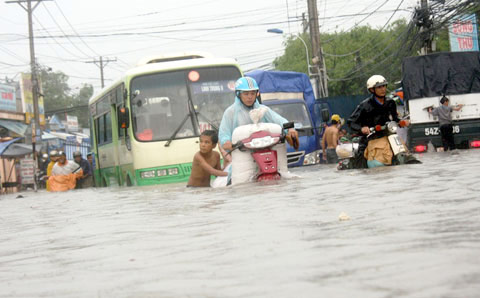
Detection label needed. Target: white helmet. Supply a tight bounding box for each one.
[366,75,388,90]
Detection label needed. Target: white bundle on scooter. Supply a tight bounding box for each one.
[249,106,268,124]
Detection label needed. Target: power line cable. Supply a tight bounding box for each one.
[323,0,406,58]
[33,14,85,60]
[322,0,392,44]
[51,0,100,57]
[40,2,92,59]
[328,21,416,82]
[0,44,29,63]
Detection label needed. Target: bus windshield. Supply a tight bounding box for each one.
[130,66,240,141]
[268,102,312,129]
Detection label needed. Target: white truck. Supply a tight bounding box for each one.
[402,51,480,151]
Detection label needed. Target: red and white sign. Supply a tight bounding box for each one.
[0,83,17,112]
[67,115,79,131]
[449,14,479,52]
[20,157,35,185]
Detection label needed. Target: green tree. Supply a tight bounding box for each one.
[70,84,93,128]
[272,33,312,75]
[39,67,72,112]
[39,68,93,129]
[274,19,422,97]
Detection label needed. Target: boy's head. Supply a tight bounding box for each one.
[440,96,449,105]
[201,130,218,144]
[199,130,218,153]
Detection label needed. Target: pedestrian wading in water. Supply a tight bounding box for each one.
[187,130,228,187]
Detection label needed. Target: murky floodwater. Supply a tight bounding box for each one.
[1,150,480,298]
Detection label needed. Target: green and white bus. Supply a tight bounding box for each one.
[88,53,242,186]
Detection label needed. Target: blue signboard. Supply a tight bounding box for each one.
[449,14,479,52]
[0,83,17,112]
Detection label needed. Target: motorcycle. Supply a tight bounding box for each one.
[337,121,421,170]
[212,121,297,187]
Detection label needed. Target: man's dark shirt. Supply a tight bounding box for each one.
[347,94,399,139]
[78,158,92,176]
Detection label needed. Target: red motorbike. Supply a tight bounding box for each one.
[229,122,297,184]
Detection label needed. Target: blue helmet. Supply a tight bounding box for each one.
[235,77,259,92]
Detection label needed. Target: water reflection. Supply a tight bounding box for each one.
[1,150,479,297]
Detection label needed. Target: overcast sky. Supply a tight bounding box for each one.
[0,0,417,94]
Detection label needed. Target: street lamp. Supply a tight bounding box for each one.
[267,28,315,76]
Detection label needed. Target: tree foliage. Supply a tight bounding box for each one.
[39,68,93,128]
[273,18,449,97]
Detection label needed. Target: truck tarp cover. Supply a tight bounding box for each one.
[245,70,315,108]
[402,51,480,100]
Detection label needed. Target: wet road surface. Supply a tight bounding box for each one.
[1,150,479,297]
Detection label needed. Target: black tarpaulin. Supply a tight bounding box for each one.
[402,51,480,100]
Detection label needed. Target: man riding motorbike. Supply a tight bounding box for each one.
[347,75,409,168]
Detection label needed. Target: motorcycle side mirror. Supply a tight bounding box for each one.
[321,108,330,123]
[118,107,130,129]
[282,122,294,130]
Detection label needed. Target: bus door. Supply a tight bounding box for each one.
[94,93,119,186]
[114,84,133,186]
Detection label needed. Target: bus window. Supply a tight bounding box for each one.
[189,66,240,131]
[105,112,112,143]
[96,112,113,145]
[130,71,194,141]
[130,66,240,141]
[96,116,105,145]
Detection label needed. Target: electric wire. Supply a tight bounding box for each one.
[39,2,92,59]
[52,0,100,57]
[323,0,406,58]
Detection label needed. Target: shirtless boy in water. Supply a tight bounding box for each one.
[187,130,228,187]
[322,114,341,164]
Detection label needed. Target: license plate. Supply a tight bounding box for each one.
[424,125,460,136]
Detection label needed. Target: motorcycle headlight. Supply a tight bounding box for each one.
[303,150,321,165]
[244,136,279,149]
[387,121,398,134]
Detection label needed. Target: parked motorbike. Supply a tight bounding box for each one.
[337,121,421,170]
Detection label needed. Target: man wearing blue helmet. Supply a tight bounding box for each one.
[218,76,298,151]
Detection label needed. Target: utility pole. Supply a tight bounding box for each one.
[302,13,308,34]
[307,0,328,98]
[417,0,434,55]
[86,56,117,88]
[7,0,50,191]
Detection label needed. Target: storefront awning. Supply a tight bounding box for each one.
[0,138,22,156]
[0,119,28,136]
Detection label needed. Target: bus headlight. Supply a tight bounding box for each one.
[140,170,155,179]
[303,150,321,165]
[157,169,168,177]
[168,168,179,175]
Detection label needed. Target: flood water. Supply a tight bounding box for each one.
[1,150,479,298]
